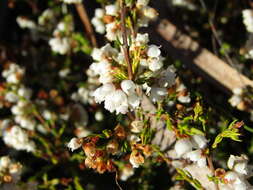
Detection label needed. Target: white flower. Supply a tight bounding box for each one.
[49,37,70,55]
[121,80,136,95]
[62,0,82,4]
[172,0,196,10]
[227,155,248,175]
[38,9,54,25]
[142,7,158,20]
[120,166,134,181]
[129,150,144,168]
[3,126,36,152]
[137,0,149,7]
[128,93,140,108]
[93,83,116,103]
[75,127,91,138]
[5,92,19,103]
[16,17,36,29]
[91,17,105,34]
[93,60,111,75]
[128,135,141,143]
[242,9,253,33]
[233,88,243,95]
[96,24,106,34]
[105,4,118,16]
[15,115,36,131]
[104,90,129,114]
[42,110,54,120]
[18,86,32,99]
[148,57,164,71]
[191,135,208,149]
[106,22,119,41]
[147,45,161,58]
[59,68,70,78]
[95,111,104,121]
[174,138,193,157]
[67,138,83,151]
[158,66,176,88]
[222,171,248,190]
[150,87,167,102]
[11,105,22,115]
[95,8,105,18]
[229,95,242,107]
[135,33,149,46]
[0,156,11,170]
[91,48,103,61]
[131,121,144,133]
[178,94,191,103]
[185,149,206,167]
[6,74,19,84]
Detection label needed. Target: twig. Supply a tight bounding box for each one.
[120,0,133,80]
[199,0,245,86]
[115,171,123,190]
[33,111,51,132]
[75,3,97,47]
[207,156,219,190]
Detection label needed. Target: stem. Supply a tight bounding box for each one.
[207,156,219,190]
[120,0,133,80]
[33,111,51,132]
[75,3,97,47]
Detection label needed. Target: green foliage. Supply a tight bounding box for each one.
[212,120,242,149]
[175,169,203,190]
[72,33,92,54]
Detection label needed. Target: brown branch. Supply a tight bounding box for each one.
[120,0,133,80]
[33,111,51,132]
[75,3,97,47]
[207,156,219,190]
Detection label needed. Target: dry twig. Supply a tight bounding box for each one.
[75,3,97,47]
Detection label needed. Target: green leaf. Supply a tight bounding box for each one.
[212,120,242,149]
[74,176,84,190]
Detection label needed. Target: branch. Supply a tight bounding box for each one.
[120,0,133,80]
[75,3,97,47]
[207,156,219,190]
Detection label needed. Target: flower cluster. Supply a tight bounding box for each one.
[16,16,37,29]
[49,21,73,55]
[0,63,38,152]
[174,135,208,167]
[242,9,253,33]
[229,88,243,108]
[91,1,158,41]
[0,156,22,187]
[218,155,253,190]
[89,34,176,113]
[93,81,140,114]
[61,0,82,4]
